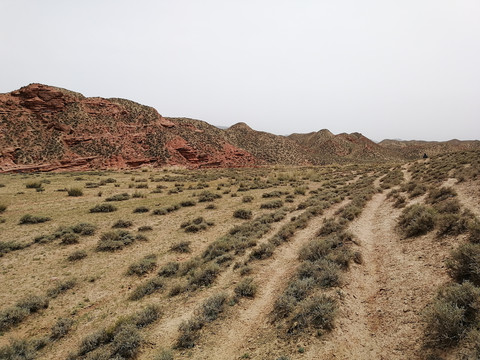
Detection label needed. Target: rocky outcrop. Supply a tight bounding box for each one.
[0,84,260,172]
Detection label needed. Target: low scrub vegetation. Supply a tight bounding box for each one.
[397,204,436,237]
[126,254,157,276]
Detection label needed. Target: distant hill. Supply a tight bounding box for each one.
[1,83,479,172]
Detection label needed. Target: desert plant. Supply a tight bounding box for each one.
[47,279,76,298]
[67,188,83,197]
[198,191,222,202]
[447,243,480,285]
[111,324,142,358]
[180,200,196,207]
[154,348,174,360]
[170,240,191,253]
[201,293,227,321]
[158,262,180,277]
[129,277,164,300]
[427,187,457,204]
[234,278,257,298]
[290,295,337,332]
[249,243,275,260]
[437,213,469,236]
[25,181,42,189]
[0,295,49,332]
[133,206,149,213]
[424,282,480,348]
[67,250,87,261]
[260,200,283,209]
[112,219,133,228]
[51,318,74,339]
[96,230,135,251]
[0,203,6,213]
[105,193,130,201]
[469,219,480,243]
[397,204,436,237]
[138,225,153,232]
[126,254,157,276]
[61,233,80,245]
[233,209,252,220]
[242,195,254,203]
[89,204,117,213]
[189,263,220,287]
[71,222,97,235]
[19,214,51,224]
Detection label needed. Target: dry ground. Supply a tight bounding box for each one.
[0,158,479,360]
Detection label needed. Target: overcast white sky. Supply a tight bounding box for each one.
[1,1,479,141]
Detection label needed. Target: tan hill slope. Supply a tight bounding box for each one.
[0,84,259,172]
[1,83,479,172]
[379,139,480,159]
[288,129,401,163]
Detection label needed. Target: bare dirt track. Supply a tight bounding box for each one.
[189,201,350,360]
[313,191,452,360]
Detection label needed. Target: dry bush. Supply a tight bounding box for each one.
[126,254,157,276]
[0,295,49,332]
[170,241,191,253]
[105,193,130,202]
[249,243,275,260]
[158,262,179,277]
[427,187,457,204]
[129,277,164,301]
[67,250,87,262]
[447,243,480,285]
[437,213,470,237]
[397,204,436,238]
[233,209,253,220]
[51,318,74,339]
[19,214,51,224]
[234,278,257,298]
[96,230,135,251]
[424,282,480,348]
[67,188,83,197]
[89,204,117,213]
[47,279,76,298]
[290,295,337,333]
[260,200,283,209]
[112,219,133,228]
[188,263,220,287]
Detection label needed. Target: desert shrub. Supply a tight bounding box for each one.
[138,225,153,232]
[273,294,297,320]
[447,243,480,285]
[242,195,254,203]
[260,200,283,209]
[51,318,74,339]
[105,193,130,202]
[262,191,288,198]
[19,214,51,224]
[433,199,461,214]
[132,191,146,198]
[337,204,362,221]
[71,222,97,235]
[189,263,220,287]
[249,243,275,260]
[77,329,110,356]
[67,250,87,261]
[89,204,117,213]
[294,186,307,195]
[201,293,227,321]
[397,204,436,237]
[427,187,457,204]
[233,209,252,220]
[96,230,135,251]
[127,254,157,276]
[25,181,42,189]
[180,200,196,207]
[0,203,6,213]
[112,219,133,228]
[298,259,342,288]
[424,282,480,348]
[129,277,164,301]
[234,278,257,298]
[179,257,202,276]
[111,324,142,358]
[168,283,187,297]
[152,208,168,215]
[205,204,216,210]
[0,241,28,257]
[393,194,407,208]
[132,304,161,328]
[0,217,5,224]
[469,219,480,243]
[170,241,191,253]
[61,233,80,245]
[290,295,337,332]
[158,262,179,277]
[0,295,49,332]
[47,279,76,298]
[285,278,315,301]
[317,218,347,236]
[133,206,149,213]
[176,318,203,349]
[437,213,469,236]
[180,217,214,233]
[198,191,222,202]
[0,338,38,360]
[67,188,83,197]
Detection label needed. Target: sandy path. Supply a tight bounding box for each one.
[314,191,450,359]
[192,201,349,360]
